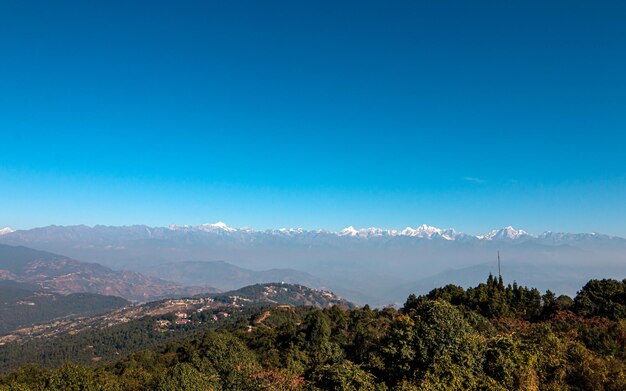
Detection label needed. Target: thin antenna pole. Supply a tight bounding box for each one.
[497,250,501,279]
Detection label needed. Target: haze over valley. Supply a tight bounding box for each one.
[2,222,623,306]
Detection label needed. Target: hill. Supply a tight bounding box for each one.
[0,282,354,371]
[212,283,355,309]
[0,277,623,390]
[0,244,217,302]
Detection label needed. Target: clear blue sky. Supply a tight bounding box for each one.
[1,1,625,235]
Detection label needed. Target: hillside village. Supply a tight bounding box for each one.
[0,283,349,346]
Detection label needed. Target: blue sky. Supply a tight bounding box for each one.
[1,1,625,235]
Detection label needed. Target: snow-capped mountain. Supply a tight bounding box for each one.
[332,224,462,239]
[277,228,306,234]
[338,226,389,238]
[1,222,623,306]
[170,221,239,233]
[197,221,237,233]
[399,224,462,240]
[338,226,359,236]
[159,222,620,242]
[478,226,533,240]
[2,222,621,244]
[401,224,438,237]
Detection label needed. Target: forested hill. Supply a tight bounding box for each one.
[0,277,624,390]
[211,283,355,309]
[0,282,353,371]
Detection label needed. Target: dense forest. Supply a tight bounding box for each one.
[0,276,624,390]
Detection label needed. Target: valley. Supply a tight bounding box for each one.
[2,224,625,305]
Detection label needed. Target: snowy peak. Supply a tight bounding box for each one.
[338,226,385,237]
[197,221,237,232]
[401,224,443,238]
[0,227,14,236]
[168,224,190,231]
[479,226,532,240]
[440,228,460,241]
[336,224,462,239]
[169,222,237,233]
[277,227,305,235]
[157,222,620,242]
[360,227,386,237]
[399,225,462,240]
[167,221,471,240]
[338,226,359,236]
[417,223,440,233]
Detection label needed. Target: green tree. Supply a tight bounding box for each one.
[312,360,380,390]
[156,363,217,391]
[47,363,101,391]
[574,279,626,320]
[483,335,536,389]
[384,301,483,388]
[185,331,261,391]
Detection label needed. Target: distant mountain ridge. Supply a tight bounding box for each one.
[146,260,325,291]
[2,222,622,242]
[167,222,625,241]
[0,244,217,302]
[1,224,624,306]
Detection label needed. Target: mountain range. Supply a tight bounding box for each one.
[3,222,623,241]
[1,223,624,305]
